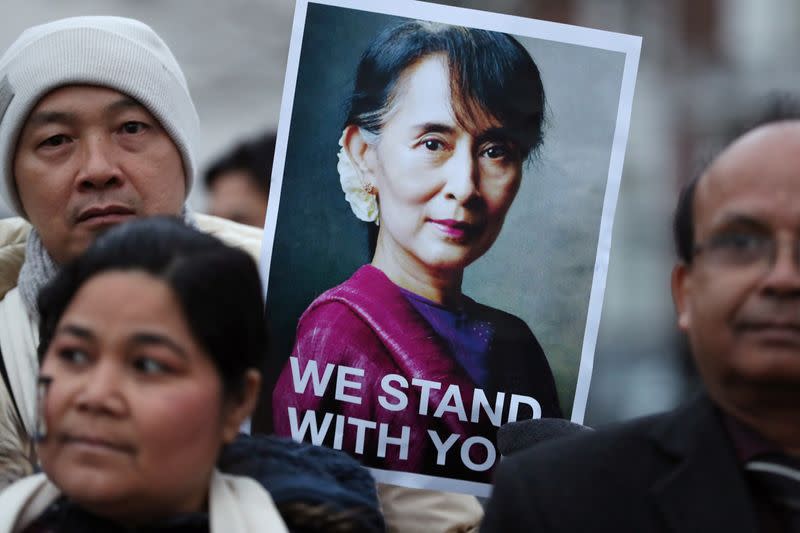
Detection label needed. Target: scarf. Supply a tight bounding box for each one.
[16,229,57,323]
[16,209,197,322]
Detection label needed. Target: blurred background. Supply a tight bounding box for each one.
[3,0,799,426]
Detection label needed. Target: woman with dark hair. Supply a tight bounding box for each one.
[273,19,562,488]
[0,218,288,531]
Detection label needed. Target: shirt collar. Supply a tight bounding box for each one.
[721,410,784,464]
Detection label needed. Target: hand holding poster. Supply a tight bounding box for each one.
[258,0,641,497]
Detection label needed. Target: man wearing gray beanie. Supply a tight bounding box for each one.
[0,16,262,487]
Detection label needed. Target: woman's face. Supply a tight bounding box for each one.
[366,55,523,276]
[38,270,242,523]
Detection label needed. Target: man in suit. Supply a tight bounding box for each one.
[482,117,800,532]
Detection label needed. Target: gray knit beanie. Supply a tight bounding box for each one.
[0,16,199,218]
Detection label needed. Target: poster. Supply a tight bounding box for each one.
[258,0,641,496]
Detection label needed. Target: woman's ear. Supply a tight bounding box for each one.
[220,369,261,444]
[341,125,378,187]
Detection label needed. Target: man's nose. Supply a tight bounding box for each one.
[76,135,123,191]
[443,146,479,203]
[761,239,800,297]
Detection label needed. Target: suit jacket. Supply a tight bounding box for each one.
[482,394,760,533]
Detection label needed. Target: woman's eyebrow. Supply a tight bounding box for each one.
[475,127,515,144]
[131,333,188,360]
[412,122,456,135]
[55,323,93,340]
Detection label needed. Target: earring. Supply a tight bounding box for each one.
[34,375,52,442]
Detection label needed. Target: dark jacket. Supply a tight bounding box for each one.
[219,434,385,533]
[482,394,759,533]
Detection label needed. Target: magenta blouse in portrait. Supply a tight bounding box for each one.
[273,265,561,482]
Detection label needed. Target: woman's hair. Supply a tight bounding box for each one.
[345,20,546,160]
[37,217,266,399]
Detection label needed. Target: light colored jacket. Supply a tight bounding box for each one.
[378,484,482,533]
[0,213,262,301]
[0,214,262,488]
[0,217,28,302]
[0,469,288,532]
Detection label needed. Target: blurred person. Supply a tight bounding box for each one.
[0,16,263,486]
[483,111,800,532]
[273,19,560,532]
[204,132,275,227]
[220,432,385,532]
[0,217,285,531]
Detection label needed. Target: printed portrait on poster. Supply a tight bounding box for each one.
[257,0,641,496]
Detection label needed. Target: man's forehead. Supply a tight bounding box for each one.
[26,85,145,123]
[696,121,800,227]
[707,121,800,179]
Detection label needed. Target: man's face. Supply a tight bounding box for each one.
[672,122,800,418]
[207,170,268,228]
[14,85,186,264]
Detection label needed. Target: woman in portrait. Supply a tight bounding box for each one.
[273,20,562,483]
[0,218,287,532]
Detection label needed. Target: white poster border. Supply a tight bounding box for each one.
[260,0,642,496]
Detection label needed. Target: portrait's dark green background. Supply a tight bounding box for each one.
[254,2,626,432]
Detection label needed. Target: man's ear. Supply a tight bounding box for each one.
[221,369,261,444]
[671,262,692,331]
[341,125,378,189]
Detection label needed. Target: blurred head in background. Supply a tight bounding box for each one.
[204,131,275,227]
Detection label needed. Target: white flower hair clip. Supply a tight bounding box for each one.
[337,130,379,224]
